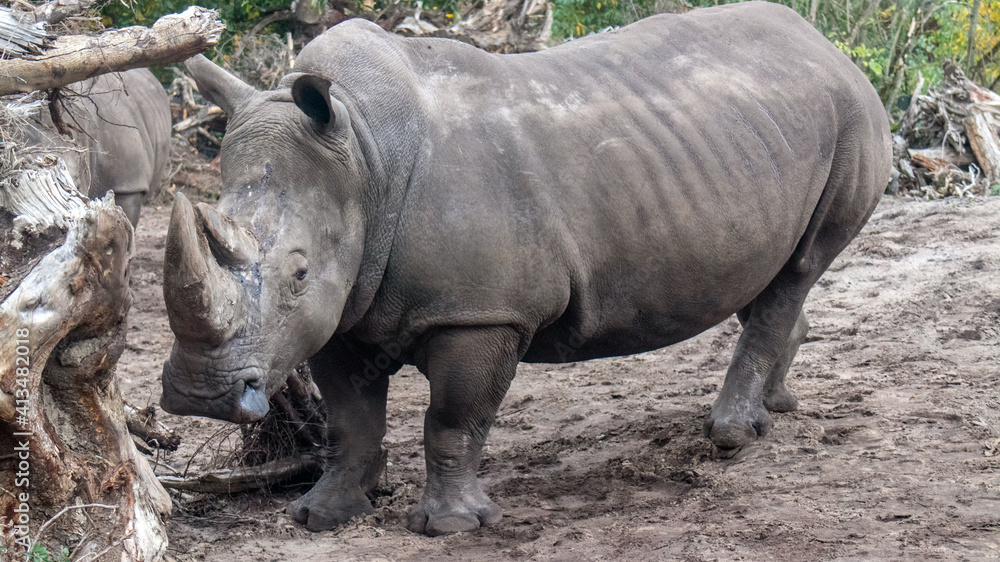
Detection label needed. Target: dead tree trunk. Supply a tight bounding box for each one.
[0,155,170,559]
[964,108,1000,187]
[390,0,552,53]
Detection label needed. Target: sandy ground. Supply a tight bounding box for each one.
[118,195,1000,561]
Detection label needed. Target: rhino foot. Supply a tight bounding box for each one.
[704,398,773,454]
[289,484,373,532]
[406,491,501,536]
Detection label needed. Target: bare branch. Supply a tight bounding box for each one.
[173,104,224,133]
[33,0,96,25]
[158,454,321,494]
[229,9,291,63]
[124,403,181,452]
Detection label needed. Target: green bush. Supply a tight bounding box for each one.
[553,0,654,38]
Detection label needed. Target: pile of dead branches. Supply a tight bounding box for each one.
[157,364,328,494]
[895,61,1000,199]
[391,0,552,53]
[452,0,552,53]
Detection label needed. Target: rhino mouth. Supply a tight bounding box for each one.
[160,360,270,424]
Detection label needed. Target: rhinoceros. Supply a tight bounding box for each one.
[23,68,171,226]
[161,1,891,536]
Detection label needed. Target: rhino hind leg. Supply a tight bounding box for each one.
[407,325,520,536]
[705,229,857,454]
[736,305,807,413]
[704,273,812,454]
[706,126,884,455]
[290,338,398,532]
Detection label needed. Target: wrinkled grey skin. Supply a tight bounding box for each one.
[161,2,891,536]
[23,68,171,226]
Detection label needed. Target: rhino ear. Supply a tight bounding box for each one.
[292,74,350,134]
[185,54,255,117]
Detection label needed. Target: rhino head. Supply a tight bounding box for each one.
[160,55,368,423]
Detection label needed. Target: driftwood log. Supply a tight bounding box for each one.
[0,6,224,95]
[907,146,975,173]
[0,161,169,560]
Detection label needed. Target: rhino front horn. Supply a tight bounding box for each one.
[163,193,246,346]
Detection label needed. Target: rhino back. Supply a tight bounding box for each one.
[78,69,172,198]
[20,95,95,190]
[307,3,889,357]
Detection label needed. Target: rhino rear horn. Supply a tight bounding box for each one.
[163,193,245,346]
[195,202,258,267]
[185,54,255,117]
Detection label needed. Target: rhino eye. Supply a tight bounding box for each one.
[287,254,309,296]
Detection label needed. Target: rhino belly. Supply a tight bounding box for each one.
[521,253,779,364]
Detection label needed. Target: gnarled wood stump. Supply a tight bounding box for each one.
[0,161,169,560]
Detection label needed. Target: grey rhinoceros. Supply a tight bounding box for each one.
[160,1,890,536]
[24,68,171,226]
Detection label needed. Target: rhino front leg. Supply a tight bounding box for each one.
[114,192,143,228]
[407,326,520,536]
[290,337,399,532]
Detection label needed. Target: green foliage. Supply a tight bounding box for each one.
[930,0,1000,88]
[419,0,464,20]
[835,40,887,79]
[553,0,653,38]
[26,544,70,562]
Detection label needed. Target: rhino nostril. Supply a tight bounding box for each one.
[239,377,269,421]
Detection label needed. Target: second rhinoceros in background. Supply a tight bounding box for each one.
[160,1,891,537]
[24,68,171,227]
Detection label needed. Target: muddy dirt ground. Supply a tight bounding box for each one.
[119,194,1000,561]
